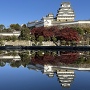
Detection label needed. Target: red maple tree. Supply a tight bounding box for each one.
[31,26,80,42]
[55,27,80,41]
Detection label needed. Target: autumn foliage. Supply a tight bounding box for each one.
[31,26,80,41]
[55,27,80,41]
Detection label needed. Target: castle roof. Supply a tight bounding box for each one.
[61,2,70,5]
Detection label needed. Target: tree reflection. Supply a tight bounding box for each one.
[0,50,89,68]
[0,60,6,67]
[10,61,21,68]
[31,51,79,65]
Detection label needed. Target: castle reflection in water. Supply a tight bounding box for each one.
[0,50,90,88]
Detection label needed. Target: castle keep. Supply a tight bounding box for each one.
[56,2,75,22]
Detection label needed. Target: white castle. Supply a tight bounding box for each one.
[27,2,90,28]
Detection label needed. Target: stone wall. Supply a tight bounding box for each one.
[58,23,90,29]
[3,40,56,46]
[3,40,30,46]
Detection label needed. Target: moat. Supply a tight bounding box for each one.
[0,50,90,90]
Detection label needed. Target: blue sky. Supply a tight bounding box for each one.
[0,0,90,27]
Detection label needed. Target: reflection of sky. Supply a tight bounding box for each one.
[0,64,90,90]
[71,71,90,90]
[0,64,61,90]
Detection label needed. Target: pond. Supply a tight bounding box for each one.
[0,50,90,90]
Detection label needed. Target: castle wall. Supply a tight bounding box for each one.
[2,40,56,46]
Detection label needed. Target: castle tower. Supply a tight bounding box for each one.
[56,2,75,22]
[56,69,75,88]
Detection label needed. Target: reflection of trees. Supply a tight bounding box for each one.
[19,52,31,67]
[0,59,12,67]
[31,52,79,65]
[0,51,79,67]
[0,60,6,67]
[0,51,31,68]
[10,61,21,68]
[75,55,90,64]
[8,51,31,68]
[56,52,79,64]
[0,51,90,68]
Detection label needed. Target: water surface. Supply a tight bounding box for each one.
[0,50,90,90]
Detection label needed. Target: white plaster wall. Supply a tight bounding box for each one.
[44,20,52,27]
[0,33,20,36]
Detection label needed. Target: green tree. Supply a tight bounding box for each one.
[10,24,21,31]
[11,36,18,42]
[45,37,51,41]
[20,28,30,40]
[0,38,3,46]
[52,37,57,42]
[5,36,11,41]
[0,24,5,31]
[2,28,13,33]
[37,36,44,43]
[74,27,84,35]
[30,35,35,41]
[21,24,27,28]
